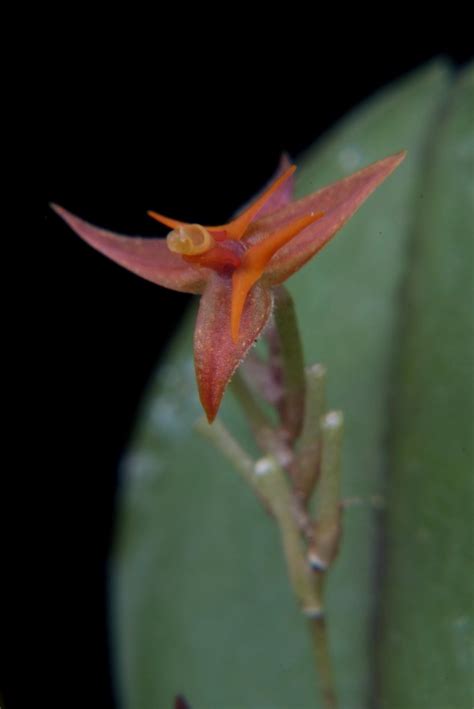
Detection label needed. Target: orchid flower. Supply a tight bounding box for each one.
[51,151,405,422]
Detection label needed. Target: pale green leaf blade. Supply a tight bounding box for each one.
[377,64,474,708]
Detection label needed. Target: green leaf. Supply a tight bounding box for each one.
[376,64,474,708]
[111,60,471,708]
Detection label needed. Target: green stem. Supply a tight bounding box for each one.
[258,454,339,709]
[230,371,293,468]
[197,419,341,706]
[252,456,322,616]
[309,612,339,709]
[195,422,321,615]
[296,363,327,500]
[272,286,306,441]
[311,411,344,570]
[195,417,272,514]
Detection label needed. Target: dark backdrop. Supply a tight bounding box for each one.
[3,21,471,709]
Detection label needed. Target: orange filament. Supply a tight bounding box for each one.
[230,210,325,341]
[147,211,228,241]
[147,164,296,241]
[221,164,296,240]
[147,211,184,230]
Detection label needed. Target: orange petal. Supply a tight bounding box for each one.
[244,211,324,272]
[223,164,296,240]
[147,211,227,241]
[231,267,260,343]
[146,211,184,230]
[231,210,324,341]
[253,151,407,286]
[147,163,296,241]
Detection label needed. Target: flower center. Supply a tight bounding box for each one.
[167,224,244,274]
[166,224,215,255]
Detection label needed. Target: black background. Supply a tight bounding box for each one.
[3,17,471,709]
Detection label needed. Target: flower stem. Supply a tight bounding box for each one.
[310,411,344,570]
[272,286,306,441]
[296,363,327,500]
[198,412,342,707]
[230,372,293,469]
[252,456,322,616]
[309,611,339,709]
[194,417,273,514]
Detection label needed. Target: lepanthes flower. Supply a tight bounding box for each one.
[52,151,405,421]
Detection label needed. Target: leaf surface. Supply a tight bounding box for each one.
[111,61,468,708]
[376,64,474,708]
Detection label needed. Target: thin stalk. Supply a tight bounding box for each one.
[310,411,344,570]
[195,417,272,514]
[309,612,339,709]
[252,456,322,616]
[230,371,293,469]
[296,363,327,500]
[257,454,338,708]
[272,286,306,441]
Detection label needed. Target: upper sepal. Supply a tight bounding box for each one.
[194,273,273,421]
[51,204,207,294]
[253,153,296,217]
